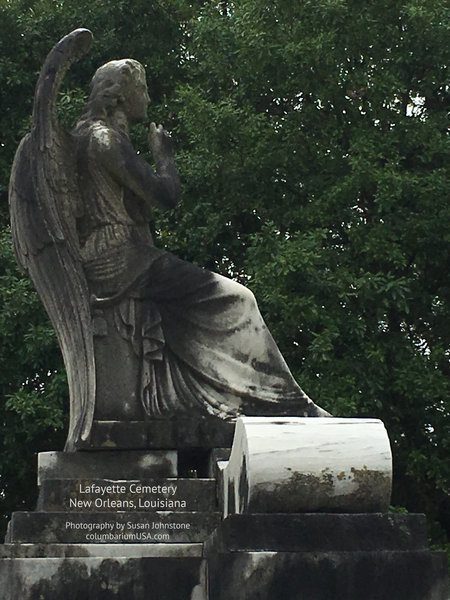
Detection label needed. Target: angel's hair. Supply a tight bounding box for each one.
[76,59,145,125]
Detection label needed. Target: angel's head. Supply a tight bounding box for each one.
[86,59,150,123]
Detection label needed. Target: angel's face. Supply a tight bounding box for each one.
[92,60,150,124]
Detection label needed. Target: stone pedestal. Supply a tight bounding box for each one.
[205,514,449,600]
[1,419,449,599]
[1,450,216,599]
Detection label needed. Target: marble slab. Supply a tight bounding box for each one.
[222,417,392,515]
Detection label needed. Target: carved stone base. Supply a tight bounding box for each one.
[1,448,215,598]
[205,514,449,600]
[80,418,235,450]
[38,450,177,483]
[2,429,448,600]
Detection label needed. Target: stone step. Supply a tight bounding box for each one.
[37,478,217,512]
[8,511,221,544]
[38,450,177,484]
[0,543,203,558]
[206,550,449,600]
[0,556,206,600]
[204,513,429,553]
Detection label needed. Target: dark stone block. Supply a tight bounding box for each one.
[205,513,449,598]
[81,421,149,450]
[0,556,206,600]
[83,418,235,450]
[9,511,221,544]
[207,550,449,600]
[38,451,177,484]
[37,478,217,513]
[146,418,235,450]
[177,448,212,478]
[204,513,429,553]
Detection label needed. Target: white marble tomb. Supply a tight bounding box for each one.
[221,417,393,516]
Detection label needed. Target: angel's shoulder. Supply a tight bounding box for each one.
[75,120,121,154]
[88,122,121,152]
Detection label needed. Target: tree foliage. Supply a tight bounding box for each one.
[0,0,448,549]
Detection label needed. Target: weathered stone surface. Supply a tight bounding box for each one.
[205,513,449,596]
[204,513,429,553]
[37,478,216,512]
[222,417,392,516]
[207,448,231,479]
[79,422,149,450]
[0,543,203,558]
[93,304,144,423]
[38,451,176,484]
[0,556,206,600]
[9,512,221,544]
[83,419,235,450]
[149,418,235,449]
[207,550,449,600]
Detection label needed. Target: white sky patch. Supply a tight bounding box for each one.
[406,95,426,118]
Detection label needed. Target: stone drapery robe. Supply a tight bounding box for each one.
[75,120,324,420]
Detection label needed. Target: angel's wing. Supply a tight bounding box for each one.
[9,29,94,452]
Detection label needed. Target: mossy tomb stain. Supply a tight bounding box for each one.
[251,466,391,512]
[252,468,334,512]
[349,466,392,511]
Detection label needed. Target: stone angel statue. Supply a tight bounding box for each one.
[9,29,329,452]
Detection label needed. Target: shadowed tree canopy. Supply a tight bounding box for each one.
[0,0,448,555]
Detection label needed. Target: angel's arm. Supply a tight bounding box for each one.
[90,125,180,210]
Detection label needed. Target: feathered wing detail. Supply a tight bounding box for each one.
[9,29,94,451]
